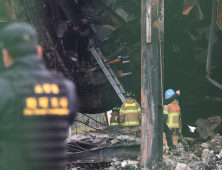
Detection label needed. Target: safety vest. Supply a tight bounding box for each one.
[120,99,142,127]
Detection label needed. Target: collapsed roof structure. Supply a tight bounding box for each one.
[1,0,141,114]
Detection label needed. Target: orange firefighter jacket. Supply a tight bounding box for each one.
[110,111,120,126]
[164,100,182,131]
[120,98,142,127]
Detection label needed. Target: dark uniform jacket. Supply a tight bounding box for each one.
[63,28,77,51]
[77,24,93,45]
[0,55,78,170]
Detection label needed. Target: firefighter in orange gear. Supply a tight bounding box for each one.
[120,91,141,132]
[163,89,182,146]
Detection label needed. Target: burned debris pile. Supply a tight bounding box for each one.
[66,128,140,169]
[158,134,222,170]
[101,134,222,170]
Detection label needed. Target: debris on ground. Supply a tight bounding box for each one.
[159,134,222,170]
[70,133,222,170]
[66,128,141,169]
[195,116,222,139]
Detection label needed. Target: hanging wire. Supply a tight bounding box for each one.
[67,143,88,151]
[75,120,77,135]
[82,113,107,126]
[100,113,102,128]
[83,114,87,131]
[98,10,106,47]
[66,147,82,152]
[102,113,106,127]
[75,120,102,131]
[96,114,98,128]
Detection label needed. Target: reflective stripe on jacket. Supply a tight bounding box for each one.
[120,98,142,127]
[110,111,119,126]
[164,100,182,130]
[110,122,118,126]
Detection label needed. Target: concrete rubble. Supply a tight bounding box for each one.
[101,134,222,170]
[66,128,141,169]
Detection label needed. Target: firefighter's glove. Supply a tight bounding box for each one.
[163,114,168,122]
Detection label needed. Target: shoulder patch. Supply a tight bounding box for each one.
[171,106,180,111]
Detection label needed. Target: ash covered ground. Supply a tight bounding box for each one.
[105,134,222,170]
[67,133,222,170]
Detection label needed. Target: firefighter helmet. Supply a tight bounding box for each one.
[126,90,135,98]
[67,20,73,28]
[82,16,91,24]
[84,16,92,23]
[165,89,175,98]
[113,105,120,112]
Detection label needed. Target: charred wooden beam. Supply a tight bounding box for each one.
[141,0,160,168]
[157,0,164,162]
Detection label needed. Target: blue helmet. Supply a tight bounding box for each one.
[165,89,175,98]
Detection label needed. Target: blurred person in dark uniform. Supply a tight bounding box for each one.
[63,20,77,57]
[0,23,79,170]
[74,16,93,68]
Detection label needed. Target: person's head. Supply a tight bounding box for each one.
[165,89,175,99]
[0,23,42,68]
[126,90,135,99]
[67,20,74,29]
[81,16,91,25]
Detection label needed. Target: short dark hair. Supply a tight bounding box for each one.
[0,23,39,59]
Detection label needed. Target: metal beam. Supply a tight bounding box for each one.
[205,0,222,91]
[206,0,217,78]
